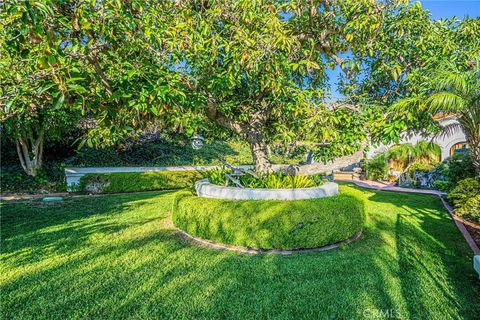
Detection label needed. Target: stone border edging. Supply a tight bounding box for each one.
[175,229,363,255]
[345,180,480,255]
[195,179,339,201]
[439,197,480,255]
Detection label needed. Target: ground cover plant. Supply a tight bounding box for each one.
[172,185,365,249]
[205,169,327,189]
[0,136,303,194]
[2,185,479,319]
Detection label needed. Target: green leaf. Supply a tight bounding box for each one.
[48,55,56,65]
[54,92,65,109]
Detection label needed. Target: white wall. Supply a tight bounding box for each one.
[367,116,467,161]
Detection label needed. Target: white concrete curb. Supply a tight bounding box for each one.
[195,179,339,200]
[64,165,286,189]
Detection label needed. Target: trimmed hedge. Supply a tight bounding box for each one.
[172,185,366,250]
[79,171,203,193]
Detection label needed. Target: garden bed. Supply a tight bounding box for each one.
[195,179,339,200]
[172,185,365,250]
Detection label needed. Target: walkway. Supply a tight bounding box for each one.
[337,179,447,196]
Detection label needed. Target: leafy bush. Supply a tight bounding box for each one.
[79,171,204,193]
[172,185,366,250]
[386,142,441,171]
[442,153,476,188]
[456,195,480,223]
[364,154,388,181]
[448,178,480,223]
[408,162,435,173]
[412,141,441,164]
[0,163,66,193]
[204,169,327,189]
[433,180,450,192]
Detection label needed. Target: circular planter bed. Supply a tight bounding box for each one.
[172,185,366,250]
[195,179,339,200]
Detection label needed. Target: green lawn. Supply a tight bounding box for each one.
[2,185,479,319]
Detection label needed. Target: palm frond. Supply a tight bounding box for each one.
[435,72,473,95]
[412,141,441,163]
[391,96,423,112]
[437,123,463,139]
[458,105,480,140]
[426,92,465,114]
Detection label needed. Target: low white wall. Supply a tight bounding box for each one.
[64,165,286,189]
[65,165,248,188]
[195,179,339,200]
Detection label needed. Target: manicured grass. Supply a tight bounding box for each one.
[1,185,479,319]
[173,186,365,249]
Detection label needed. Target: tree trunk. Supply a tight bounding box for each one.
[205,95,272,174]
[14,131,44,176]
[245,130,271,174]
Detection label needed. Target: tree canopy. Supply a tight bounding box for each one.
[2,0,479,175]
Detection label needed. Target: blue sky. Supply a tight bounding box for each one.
[328,0,480,99]
[421,0,480,20]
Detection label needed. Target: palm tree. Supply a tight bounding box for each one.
[411,141,441,164]
[387,141,441,172]
[427,60,480,174]
[395,59,480,174]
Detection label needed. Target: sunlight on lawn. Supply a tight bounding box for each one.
[1,187,479,319]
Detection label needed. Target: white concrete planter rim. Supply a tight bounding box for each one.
[195,179,339,201]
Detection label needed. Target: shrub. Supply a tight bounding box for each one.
[364,154,388,181]
[433,180,450,192]
[408,162,434,173]
[456,195,480,223]
[79,171,204,193]
[386,142,441,172]
[204,169,327,188]
[0,163,66,194]
[448,178,480,223]
[442,153,476,187]
[172,185,366,250]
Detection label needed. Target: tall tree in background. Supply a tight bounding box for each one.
[173,1,327,172]
[161,0,422,172]
[343,5,480,145]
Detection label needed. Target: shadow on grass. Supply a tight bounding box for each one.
[1,192,175,267]
[367,188,480,319]
[1,187,480,319]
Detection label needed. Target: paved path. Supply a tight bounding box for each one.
[337,179,447,196]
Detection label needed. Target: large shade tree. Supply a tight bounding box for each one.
[1,2,83,176]
[155,0,424,173]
